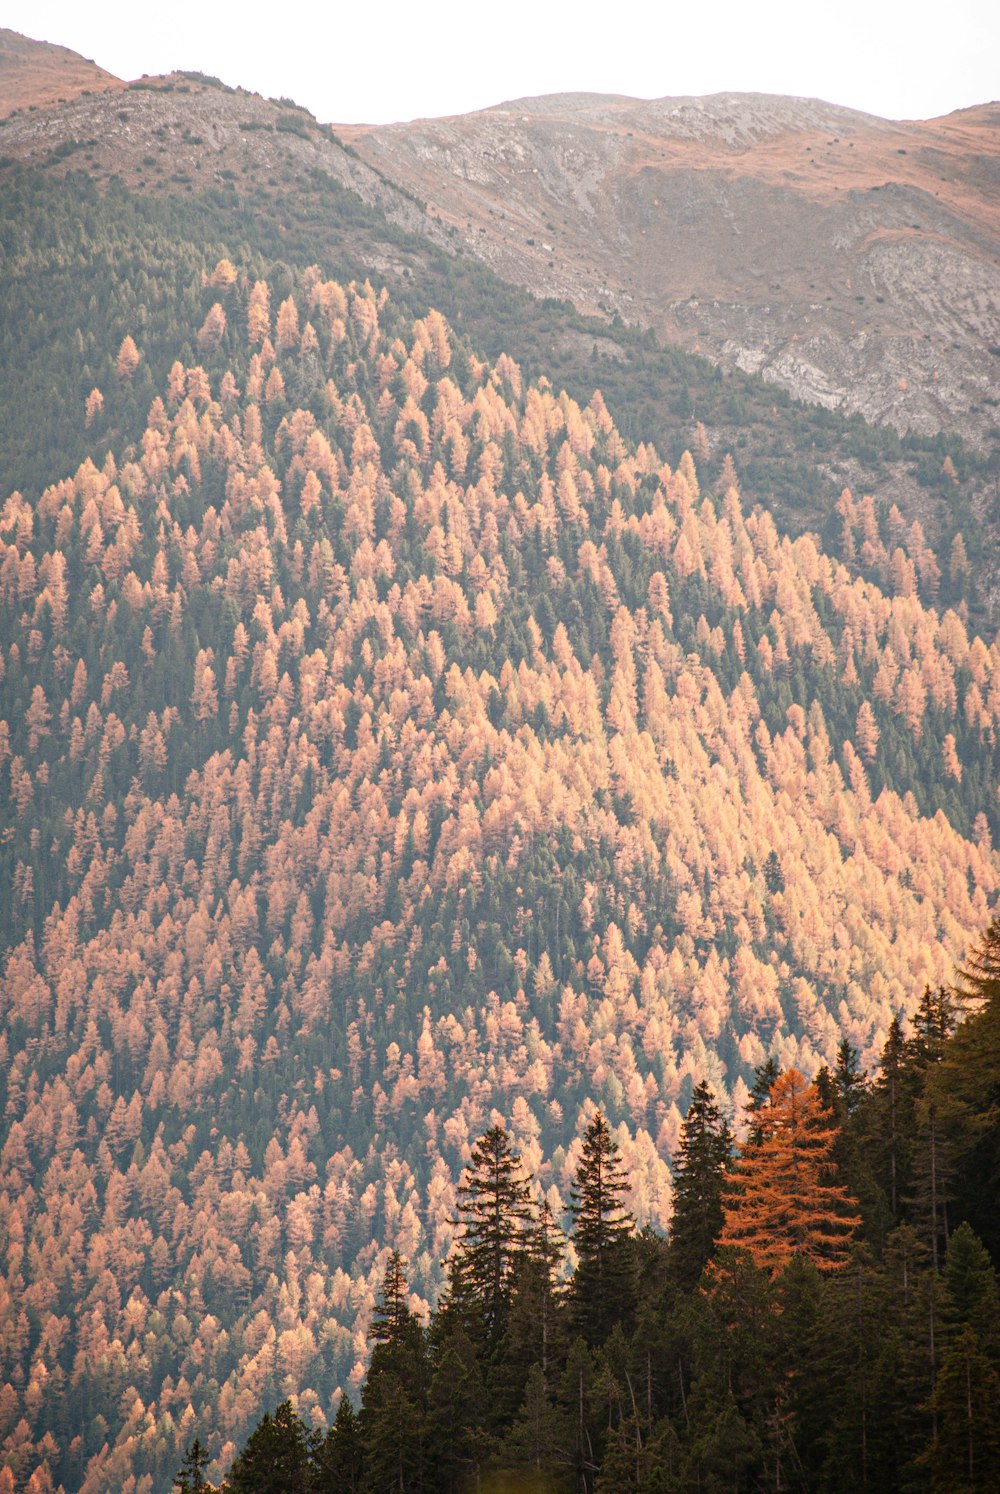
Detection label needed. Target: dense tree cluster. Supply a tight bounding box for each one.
[0,168,987,605]
[1,256,998,1491]
[213,931,1000,1489]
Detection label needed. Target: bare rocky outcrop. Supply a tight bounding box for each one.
[339,92,1000,446]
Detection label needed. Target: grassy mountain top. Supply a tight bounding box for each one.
[0,26,118,117]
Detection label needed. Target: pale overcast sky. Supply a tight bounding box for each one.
[5,0,998,126]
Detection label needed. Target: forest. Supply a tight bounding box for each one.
[184,930,1000,1491]
[0,239,999,1490]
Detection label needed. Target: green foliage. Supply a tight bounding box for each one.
[452,1125,535,1356]
[570,1112,636,1344]
[668,1081,733,1288]
[221,1402,311,1494]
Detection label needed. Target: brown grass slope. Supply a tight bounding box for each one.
[0,27,119,117]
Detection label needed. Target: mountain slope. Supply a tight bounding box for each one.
[0,27,118,117]
[339,91,1000,447]
[0,89,995,621]
[0,257,997,1491]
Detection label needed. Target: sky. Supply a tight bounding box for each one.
[5,0,998,126]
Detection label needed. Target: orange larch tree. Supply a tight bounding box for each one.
[717,1068,860,1274]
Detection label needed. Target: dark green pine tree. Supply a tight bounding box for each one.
[943,1221,1000,1354]
[359,1251,429,1494]
[904,987,960,1272]
[953,914,1000,1015]
[909,984,958,1066]
[221,1402,310,1494]
[570,1111,635,1344]
[932,918,1000,1259]
[452,1124,535,1357]
[870,1015,912,1221]
[500,1361,569,1486]
[174,1439,212,1494]
[923,1325,1000,1491]
[834,1039,866,1117]
[495,1199,567,1416]
[313,1396,364,1493]
[425,1321,485,1493]
[669,1081,733,1288]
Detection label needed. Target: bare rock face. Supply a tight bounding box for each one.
[0,27,119,116]
[338,92,1000,446]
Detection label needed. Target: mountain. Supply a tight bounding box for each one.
[1,39,999,1494]
[340,91,1000,447]
[0,28,118,116]
[0,247,998,1491]
[1,71,997,619]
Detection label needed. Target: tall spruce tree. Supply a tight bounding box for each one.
[871,1016,912,1221]
[746,1057,781,1144]
[496,1200,567,1408]
[932,917,1000,1258]
[174,1439,212,1494]
[834,1039,866,1117]
[313,1396,364,1494]
[669,1081,733,1287]
[221,1402,310,1494]
[359,1252,428,1493]
[451,1124,535,1357]
[570,1111,635,1344]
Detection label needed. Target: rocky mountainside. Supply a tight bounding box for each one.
[339,92,1000,447]
[0,28,118,116]
[2,65,998,619]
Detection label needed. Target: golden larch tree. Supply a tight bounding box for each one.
[115,335,140,382]
[717,1068,860,1274]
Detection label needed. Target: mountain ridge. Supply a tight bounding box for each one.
[338,89,1000,447]
[2,61,996,623]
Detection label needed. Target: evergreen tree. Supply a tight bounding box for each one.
[500,1361,570,1488]
[953,914,1000,1014]
[452,1124,535,1356]
[221,1402,310,1494]
[359,1253,428,1493]
[570,1111,635,1344]
[669,1080,733,1287]
[944,1222,1000,1352]
[834,1039,866,1117]
[932,919,1000,1259]
[313,1397,364,1494]
[910,984,958,1065]
[425,1322,485,1493]
[745,1057,780,1144]
[175,1439,212,1494]
[495,1200,567,1414]
[870,1015,912,1221]
[923,1326,1000,1491]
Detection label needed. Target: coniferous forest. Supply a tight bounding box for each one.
[198,930,1000,1492]
[0,138,999,1491]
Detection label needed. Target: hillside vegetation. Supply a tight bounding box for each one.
[1,252,998,1490]
[218,952,1000,1492]
[0,156,993,619]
